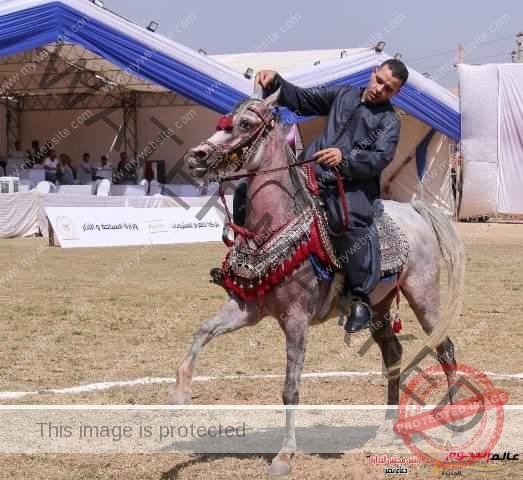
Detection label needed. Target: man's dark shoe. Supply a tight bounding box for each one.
[344,297,373,333]
[209,267,225,287]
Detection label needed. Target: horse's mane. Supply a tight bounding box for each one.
[232,97,284,124]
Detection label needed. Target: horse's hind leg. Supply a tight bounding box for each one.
[401,270,464,439]
[267,310,309,476]
[364,293,405,448]
[434,337,465,440]
[168,299,261,405]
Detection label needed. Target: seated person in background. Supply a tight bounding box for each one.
[59,154,75,185]
[9,140,28,160]
[95,155,113,180]
[30,140,45,167]
[98,155,112,169]
[114,151,137,185]
[4,139,27,171]
[78,153,95,184]
[40,141,52,161]
[43,149,59,183]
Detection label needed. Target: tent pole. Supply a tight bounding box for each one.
[122,92,137,162]
[5,97,21,156]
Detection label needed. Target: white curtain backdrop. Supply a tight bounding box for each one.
[0,191,40,238]
[497,64,523,214]
[457,64,499,219]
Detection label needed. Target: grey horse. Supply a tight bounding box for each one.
[169,89,465,476]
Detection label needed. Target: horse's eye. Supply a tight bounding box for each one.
[239,119,250,130]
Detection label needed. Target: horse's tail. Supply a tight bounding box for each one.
[402,201,466,369]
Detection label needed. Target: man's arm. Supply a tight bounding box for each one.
[340,112,400,179]
[259,71,344,117]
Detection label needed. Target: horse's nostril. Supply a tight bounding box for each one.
[194,150,208,160]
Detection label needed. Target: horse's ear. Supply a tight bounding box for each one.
[263,88,281,109]
[251,85,264,100]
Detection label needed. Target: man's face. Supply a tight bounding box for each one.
[365,65,403,103]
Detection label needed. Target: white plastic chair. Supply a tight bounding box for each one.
[36,181,55,193]
[96,179,111,196]
[139,178,149,195]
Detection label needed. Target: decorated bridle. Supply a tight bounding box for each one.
[195,96,349,240]
[201,100,277,176]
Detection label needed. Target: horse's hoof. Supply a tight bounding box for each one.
[167,390,192,405]
[267,459,291,476]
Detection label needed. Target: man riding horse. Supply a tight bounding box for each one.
[211,58,408,333]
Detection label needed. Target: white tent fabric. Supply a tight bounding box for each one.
[458,64,499,219]
[0,0,459,139]
[211,48,368,75]
[497,65,523,215]
[382,126,453,213]
[458,63,523,218]
[0,191,40,238]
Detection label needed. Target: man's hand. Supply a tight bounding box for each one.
[255,70,278,89]
[313,148,343,168]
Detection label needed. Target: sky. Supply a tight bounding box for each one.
[104,0,522,89]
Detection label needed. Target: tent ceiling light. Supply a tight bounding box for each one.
[147,21,158,32]
[375,41,386,52]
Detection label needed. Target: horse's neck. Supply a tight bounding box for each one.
[245,136,295,232]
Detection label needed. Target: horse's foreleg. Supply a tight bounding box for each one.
[168,299,260,405]
[267,315,309,476]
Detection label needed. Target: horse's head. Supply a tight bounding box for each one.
[184,89,280,179]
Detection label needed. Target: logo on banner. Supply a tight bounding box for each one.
[56,216,77,240]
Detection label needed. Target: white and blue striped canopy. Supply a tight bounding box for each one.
[0,0,460,140]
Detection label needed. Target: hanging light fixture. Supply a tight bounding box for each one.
[147,21,159,32]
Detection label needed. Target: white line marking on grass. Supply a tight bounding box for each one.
[0,370,521,401]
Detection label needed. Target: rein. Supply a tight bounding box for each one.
[206,102,350,241]
[221,157,316,181]
[218,156,350,241]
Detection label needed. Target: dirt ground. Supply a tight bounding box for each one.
[0,222,522,479]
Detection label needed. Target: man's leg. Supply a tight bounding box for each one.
[232,178,248,226]
[331,194,381,333]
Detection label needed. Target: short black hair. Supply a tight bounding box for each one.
[379,59,409,86]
